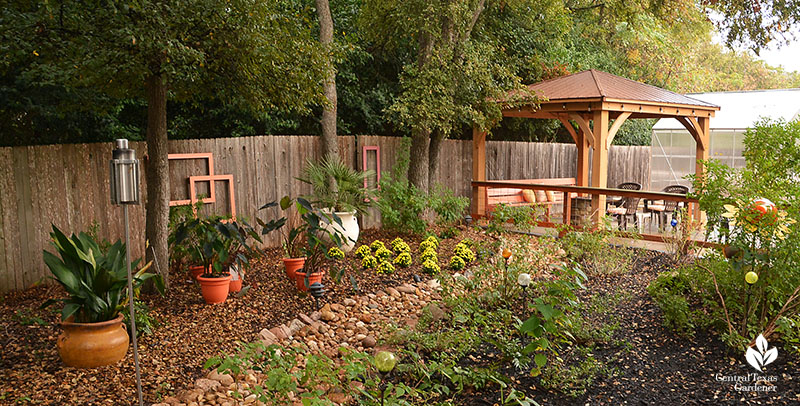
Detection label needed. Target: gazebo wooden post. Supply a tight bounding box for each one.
[472,126,487,218]
[576,128,590,187]
[590,110,609,224]
[694,117,710,221]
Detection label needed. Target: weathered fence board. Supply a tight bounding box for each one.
[0,135,650,292]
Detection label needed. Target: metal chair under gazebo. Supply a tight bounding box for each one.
[646,184,690,230]
[606,182,642,230]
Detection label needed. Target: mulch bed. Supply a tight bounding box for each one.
[462,250,800,405]
[0,227,482,405]
[1,230,798,405]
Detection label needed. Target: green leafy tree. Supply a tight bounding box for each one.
[361,0,545,191]
[1,0,326,287]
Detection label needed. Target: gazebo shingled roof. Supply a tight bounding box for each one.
[472,70,719,223]
[526,70,719,109]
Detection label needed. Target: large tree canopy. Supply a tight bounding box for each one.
[3,0,800,148]
[0,0,327,286]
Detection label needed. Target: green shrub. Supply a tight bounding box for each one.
[679,119,800,351]
[375,138,428,234]
[429,184,469,227]
[647,271,695,336]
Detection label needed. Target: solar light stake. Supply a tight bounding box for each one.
[110,139,144,406]
[517,273,531,320]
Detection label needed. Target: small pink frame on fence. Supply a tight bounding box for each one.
[362,146,380,190]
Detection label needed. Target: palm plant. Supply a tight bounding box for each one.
[43,225,163,323]
[298,157,374,215]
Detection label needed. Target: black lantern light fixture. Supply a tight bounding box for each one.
[309,282,326,311]
[109,139,144,406]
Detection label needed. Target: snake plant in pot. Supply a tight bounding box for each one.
[43,225,163,368]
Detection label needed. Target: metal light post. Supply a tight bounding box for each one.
[110,139,144,406]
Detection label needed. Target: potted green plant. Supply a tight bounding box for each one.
[261,197,347,291]
[173,216,260,303]
[43,225,163,368]
[298,158,374,252]
[216,219,262,293]
[259,198,308,277]
[168,201,205,279]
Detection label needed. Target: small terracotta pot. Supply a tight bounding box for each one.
[197,274,232,304]
[295,270,323,291]
[58,314,129,368]
[282,257,306,278]
[189,265,206,280]
[229,278,243,293]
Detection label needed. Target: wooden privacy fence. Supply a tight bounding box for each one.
[0,135,650,293]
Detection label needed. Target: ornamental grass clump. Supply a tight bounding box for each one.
[393,252,412,268]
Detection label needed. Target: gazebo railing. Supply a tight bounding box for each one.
[471,180,709,245]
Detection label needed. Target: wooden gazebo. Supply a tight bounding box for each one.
[472,70,720,222]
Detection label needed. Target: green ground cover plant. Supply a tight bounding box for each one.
[651,119,800,353]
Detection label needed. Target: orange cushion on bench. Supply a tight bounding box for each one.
[522,189,536,203]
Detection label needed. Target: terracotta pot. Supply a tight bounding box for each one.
[282,257,306,278]
[295,270,324,292]
[197,274,232,304]
[189,265,206,280]
[57,314,129,368]
[229,278,242,293]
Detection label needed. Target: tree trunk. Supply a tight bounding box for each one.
[408,128,430,193]
[144,74,170,290]
[428,130,445,189]
[316,0,338,160]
